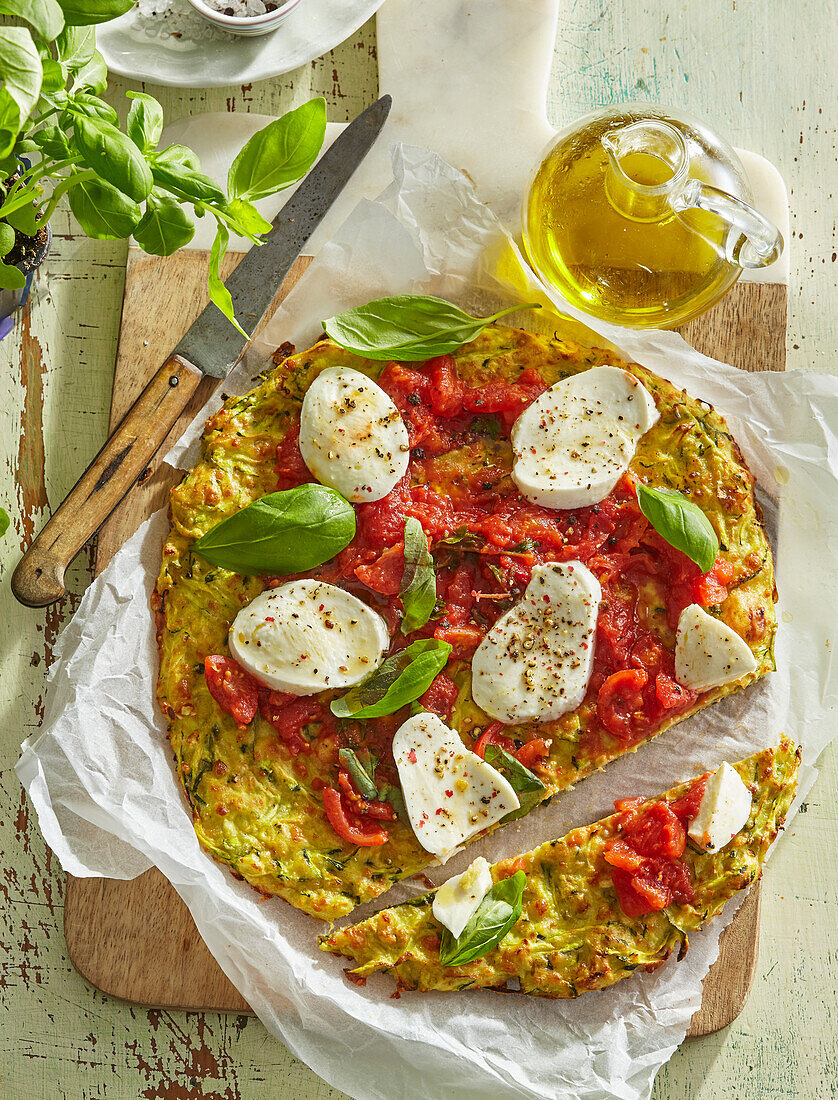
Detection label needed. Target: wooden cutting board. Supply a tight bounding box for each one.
[63,249,786,1037]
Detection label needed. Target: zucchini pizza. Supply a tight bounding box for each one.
[155,316,776,921]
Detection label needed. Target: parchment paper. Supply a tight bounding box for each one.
[17,145,838,1100]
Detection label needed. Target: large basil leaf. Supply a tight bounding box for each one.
[322,295,541,362]
[0,28,42,150]
[71,50,107,94]
[68,177,142,239]
[134,190,194,256]
[0,0,64,42]
[330,639,452,720]
[55,24,95,68]
[150,156,226,207]
[399,517,436,634]
[193,484,356,575]
[72,114,153,202]
[227,97,326,202]
[153,142,200,172]
[126,91,163,155]
[637,483,719,574]
[484,744,546,822]
[56,0,134,25]
[32,123,72,158]
[438,870,526,967]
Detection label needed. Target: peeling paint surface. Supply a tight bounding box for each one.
[1,5,836,1100]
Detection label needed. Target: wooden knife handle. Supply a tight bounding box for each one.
[11,354,203,608]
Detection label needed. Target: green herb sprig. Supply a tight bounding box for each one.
[636,483,719,574]
[193,484,356,575]
[0,13,325,333]
[438,870,526,967]
[483,744,546,822]
[399,517,436,634]
[330,639,452,720]
[322,295,541,361]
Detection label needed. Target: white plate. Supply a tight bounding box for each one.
[97,0,384,88]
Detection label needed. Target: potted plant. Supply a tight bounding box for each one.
[0,0,327,334]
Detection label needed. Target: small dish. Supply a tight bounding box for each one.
[185,0,303,37]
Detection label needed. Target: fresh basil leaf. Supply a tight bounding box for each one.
[338,748,378,801]
[56,0,134,25]
[438,870,526,967]
[637,483,719,574]
[0,221,15,256]
[134,190,194,256]
[330,639,452,720]
[438,526,485,549]
[72,114,153,202]
[206,220,248,338]
[68,176,142,239]
[508,538,537,555]
[40,58,67,94]
[0,0,64,42]
[377,782,409,824]
[227,97,326,202]
[223,197,273,237]
[66,91,118,125]
[0,28,42,137]
[0,506,9,538]
[484,744,545,822]
[6,201,38,236]
[55,24,95,68]
[153,142,200,172]
[0,259,26,289]
[33,124,71,158]
[193,483,356,575]
[126,91,163,155]
[399,517,436,634]
[71,50,107,94]
[323,295,541,362]
[150,158,226,207]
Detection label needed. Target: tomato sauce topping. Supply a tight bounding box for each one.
[219,354,733,842]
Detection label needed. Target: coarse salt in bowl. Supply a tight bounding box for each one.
[185,0,304,37]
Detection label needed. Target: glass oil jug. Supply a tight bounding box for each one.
[522,104,784,328]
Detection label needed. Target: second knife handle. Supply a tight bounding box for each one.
[11,354,204,609]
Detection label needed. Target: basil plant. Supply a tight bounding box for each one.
[0,0,326,333]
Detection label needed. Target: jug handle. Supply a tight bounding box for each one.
[672,179,784,269]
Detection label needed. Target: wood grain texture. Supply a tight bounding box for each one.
[1,5,836,1099]
[63,252,784,1036]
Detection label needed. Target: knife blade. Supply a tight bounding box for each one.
[11,95,392,609]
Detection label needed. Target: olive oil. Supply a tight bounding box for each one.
[523,110,751,329]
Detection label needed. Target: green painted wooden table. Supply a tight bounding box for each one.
[2,2,837,1097]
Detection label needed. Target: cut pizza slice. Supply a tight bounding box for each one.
[319,737,799,997]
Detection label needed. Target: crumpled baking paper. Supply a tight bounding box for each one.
[17,145,838,1100]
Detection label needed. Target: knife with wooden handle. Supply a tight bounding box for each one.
[11,95,391,608]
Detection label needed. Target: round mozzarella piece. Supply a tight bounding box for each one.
[228,579,389,695]
[511,365,659,510]
[432,856,494,938]
[299,366,410,503]
[674,603,757,692]
[393,713,520,862]
[471,561,602,724]
[687,761,753,852]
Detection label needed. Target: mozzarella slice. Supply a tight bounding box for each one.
[675,603,757,692]
[228,579,388,694]
[471,561,601,724]
[687,761,753,852]
[299,366,410,503]
[393,713,520,862]
[432,856,494,938]
[511,365,659,510]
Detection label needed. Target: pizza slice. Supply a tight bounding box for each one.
[319,738,798,997]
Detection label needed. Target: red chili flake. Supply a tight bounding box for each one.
[408,749,417,763]
[265,616,275,622]
[445,789,454,797]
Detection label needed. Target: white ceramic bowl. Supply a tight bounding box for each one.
[186,0,304,37]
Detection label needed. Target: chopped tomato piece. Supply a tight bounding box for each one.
[433,623,484,656]
[655,670,696,711]
[204,655,259,727]
[355,542,405,595]
[472,722,515,759]
[693,557,735,606]
[596,669,649,739]
[274,425,310,488]
[516,738,550,769]
[259,694,324,756]
[322,786,389,847]
[426,355,464,416]
[610,867,663,917]
[420,672,460,721]
[670,774,709,825]
[603,838,644,873]
[624,800,686,860]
